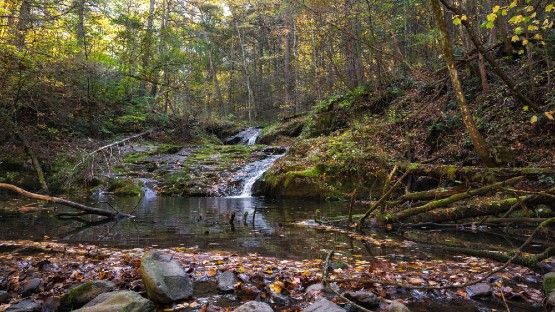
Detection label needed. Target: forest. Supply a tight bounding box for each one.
[0,0,555,311]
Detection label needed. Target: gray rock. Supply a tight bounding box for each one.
[0,290,10,304]
[389,300,411,312]
[544,272,555,294]
[140,251,193,304]
[301,298,346,312]
[271,292,290,307]
[19,278,41,296]
[548,290,555,307]
[218,271,238,293]
[74,290,155,312]
[59,280,116,312]
[305,283,324,294]
[232,301,274,312]
[6,300,41,312]
[344,290,380,308]
[466,283,492,298]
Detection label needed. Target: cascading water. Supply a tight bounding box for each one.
[224,127,262,145]
[231,152,286,198]
[246,128,262,145]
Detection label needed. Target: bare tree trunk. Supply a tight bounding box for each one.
[14,130,49,194]
[431,0,495,167]
[15,0,30,50]
[234,19,255,122]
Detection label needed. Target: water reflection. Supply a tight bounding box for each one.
[0,196,373,259]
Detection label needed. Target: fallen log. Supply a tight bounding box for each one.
[395,176,524,221]
[389,186,467,204]
[0,183,133,220]
[405,195,551,224]
[402,163,555,183]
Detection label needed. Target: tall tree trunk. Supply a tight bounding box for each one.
[234,19,255,122]
[431,0,495,167]
[141,0,156,98]
[15,0,30,50]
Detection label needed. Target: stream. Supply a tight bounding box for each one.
[0,128,550,311]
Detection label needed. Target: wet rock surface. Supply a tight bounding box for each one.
[389,300,411,312]
[73,290,155,312]
[231,301,273,312]
[465,283,493,298]
[218,271,238,293]
[19,278,40,296]
[140,251,193,304]
[5,300,41,312]
[343,290,380,309]
[301,298,346,312]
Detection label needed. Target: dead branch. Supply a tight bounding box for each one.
[0,183,133,219]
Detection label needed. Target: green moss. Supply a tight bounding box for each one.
[544,272,555,294]
[107,178,143,196]
[123,152,148,163]
[155,144,181,154]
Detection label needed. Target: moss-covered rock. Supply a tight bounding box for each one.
[106,178,143,196]
[544,272,555,295]
[59,280,116,312]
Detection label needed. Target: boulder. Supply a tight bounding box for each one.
[140,251,193,304]
[301,298,345,312]
[544,272,555,295]
[547,290,555,306]
[0,290,10,304]
[59,280,116,311]
[343,290,380,309]
[73,291,155,312]
[466,283,492,298]
[6,300,41,312]
[218,271,238,293]
[232,301,273,312]
[19,278,41,296]
[389,300,411,312]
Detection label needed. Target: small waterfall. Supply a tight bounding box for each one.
[232,152,285,198]
[224,127,262,145]
[246,128,262,145]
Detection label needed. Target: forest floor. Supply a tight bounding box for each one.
[0,239,551,312]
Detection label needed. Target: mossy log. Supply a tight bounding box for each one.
[395,176,524,221]
[432,245,554,268]
[390,186,467,204]
[0,183,132,219]
[402,163,555,183]
[405,186,555,223]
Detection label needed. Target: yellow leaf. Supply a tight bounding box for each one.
[526,5,534,12]
[534,33,543,40]
[270,281,285,294]
[461,15,467,21]
[545,111,555,120]
[453,17,461,25]
[487,13,497,22]
[493,5,501,13]
[530,115,538,123]
[547,4,554,12]
[511,35,520,42]
[528,25,539,31]
[522,39,529,45]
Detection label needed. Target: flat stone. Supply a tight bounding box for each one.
[19,278,41,296]
[389,300,411,312]
[301,298,346,312]
[59,280,116,311]
[74,290,155,312]
[218,271,238,293]
[271,291,290,307]
[344,290,380,308]
[140,251,193,304]
[544,272,555,295]
[0,290,10,304]
[6,300,41,312]
[305,283,325,294]
[466,283,492,298]
[232,301,274,312]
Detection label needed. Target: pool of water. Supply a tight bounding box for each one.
[0,196,401,260]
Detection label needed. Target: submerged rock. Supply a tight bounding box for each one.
[73,290,155,312]
[466,283,492,298]
[6,300,41,312]
[301,298,345,312]
[232,301,273,312]
[218,271,238,293]
[547,290,555,306]
[343,290,380,308]
[59,280,116,311]
[140,251,193,304]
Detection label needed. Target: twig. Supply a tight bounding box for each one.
[322,250,374,312]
